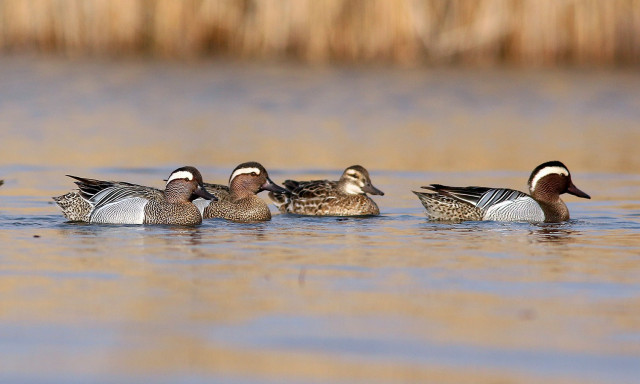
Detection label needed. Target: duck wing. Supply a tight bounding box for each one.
[67,175,163,210]
[422,184,528,210]
[287,180,338,199]
[202,183,230,199]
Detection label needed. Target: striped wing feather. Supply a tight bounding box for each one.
[68,175,163,210]
[423,184,528,210]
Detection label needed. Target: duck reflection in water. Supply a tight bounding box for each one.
[529,222,578,244]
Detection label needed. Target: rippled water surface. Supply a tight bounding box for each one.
[1,57,639,383]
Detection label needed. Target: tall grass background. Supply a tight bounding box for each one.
[1,0,639,65]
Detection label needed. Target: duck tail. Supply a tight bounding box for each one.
[53,192,92,222]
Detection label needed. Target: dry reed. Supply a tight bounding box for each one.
[0,0,639,65]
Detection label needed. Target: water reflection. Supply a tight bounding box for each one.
[2,59,640,383]
[528,222,579,244]
[3,58,640,174]
[2,190,639,384]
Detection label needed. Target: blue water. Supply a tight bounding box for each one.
[1,165,639,384]
[1,58,640,383]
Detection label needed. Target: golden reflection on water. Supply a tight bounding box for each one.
[528,224,578,244]
[1,57,640,383]
[0,57,640,174]
[1,214,640,383]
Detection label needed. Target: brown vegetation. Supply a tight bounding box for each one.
[1,0,639,65]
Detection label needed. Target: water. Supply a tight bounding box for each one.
[1,57,639,384]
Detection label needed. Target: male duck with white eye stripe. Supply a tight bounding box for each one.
[413,161,590,223]
[53,166,216,225]
[269,165,384,216]
[193,161,287,222]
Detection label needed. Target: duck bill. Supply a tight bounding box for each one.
[567,182,590,199]
[260,178,288,194]
[194,185,218,201]
[362,184,384,196]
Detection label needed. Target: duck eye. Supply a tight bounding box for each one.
[251,172,257,176]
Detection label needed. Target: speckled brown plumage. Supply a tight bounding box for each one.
[194,162,287,222]
[412,191,483,222]
[143,199,203,225]
[269,165,384,216]
[200,183,272,222]
[413,161,590,223]
[53,192,93,222]
[53,166,215,225]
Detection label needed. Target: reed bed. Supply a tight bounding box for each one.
[1,0,639,65]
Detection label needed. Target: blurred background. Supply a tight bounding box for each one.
[1,2,640,384]
[0,0,639,174]
[2,0,640,65]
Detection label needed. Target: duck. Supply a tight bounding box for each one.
[193,162,287,222]
[269,165,384,216]
[413,161,590,223]
[53,166,216,225]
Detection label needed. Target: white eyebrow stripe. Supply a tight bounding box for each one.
[166,171,193,185]
[530,166,568,192]
[346,170,358,176]
[229,167,261,182]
